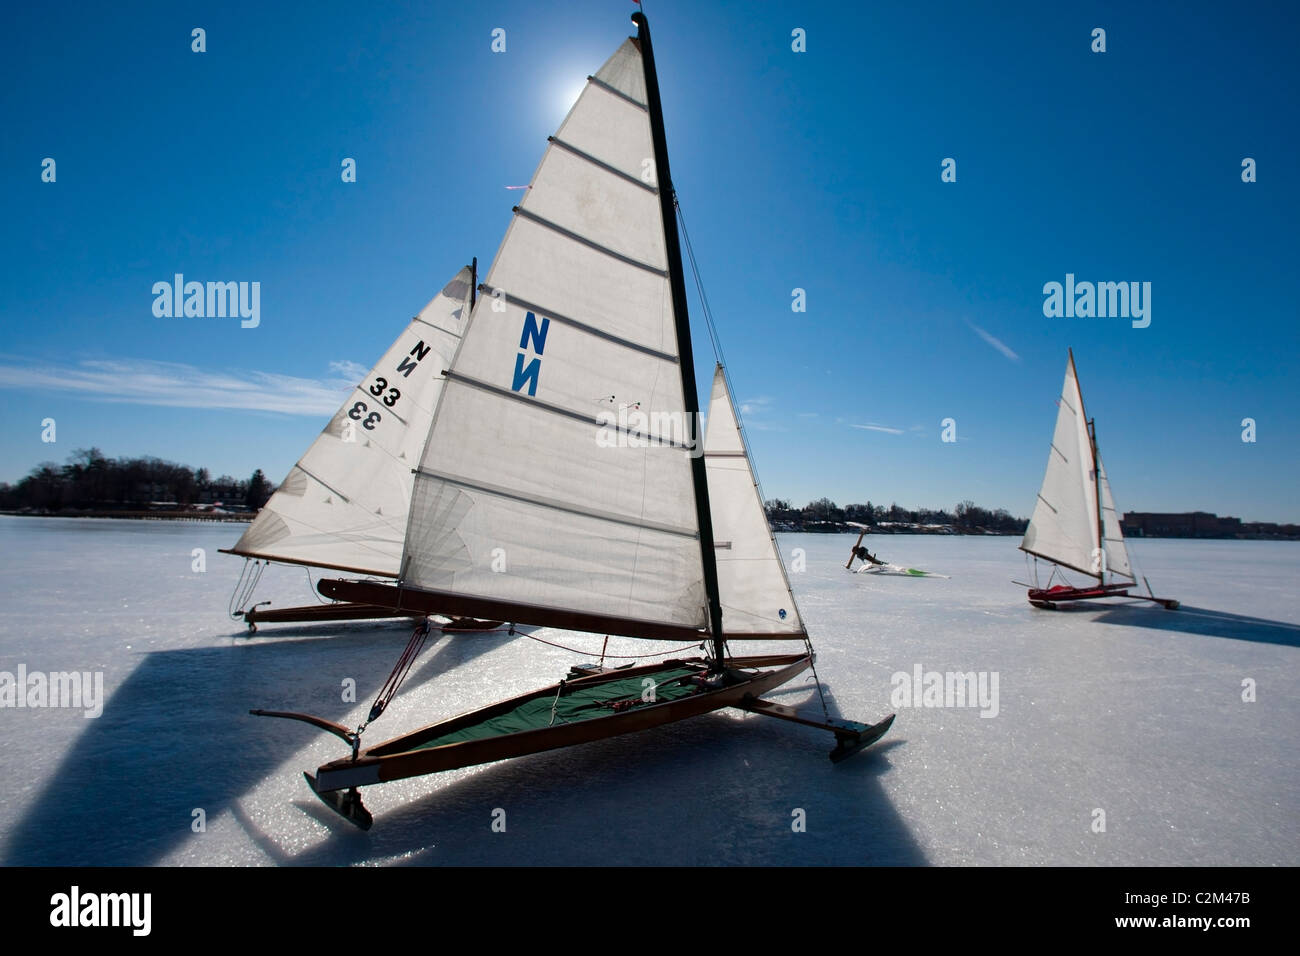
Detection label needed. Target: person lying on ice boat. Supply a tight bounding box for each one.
[853,544,885,566]
[845,531,887,571]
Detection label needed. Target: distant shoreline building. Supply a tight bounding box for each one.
[1121,511,1299,540]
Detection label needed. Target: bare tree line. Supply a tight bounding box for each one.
[0,448,273,513]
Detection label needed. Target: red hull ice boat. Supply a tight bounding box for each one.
[1019,351,1178,611]
[1027,582,1177,610]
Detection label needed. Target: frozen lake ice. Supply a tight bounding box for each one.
[0,516,1295,865]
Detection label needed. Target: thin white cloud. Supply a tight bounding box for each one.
[0,356,358,415]
[966,320,1020,362]
[737,396,785,431]
[329,359,368,381]
[851,422,905,435]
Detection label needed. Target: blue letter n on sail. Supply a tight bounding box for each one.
[513,353,541,397]
[511,311,550,397]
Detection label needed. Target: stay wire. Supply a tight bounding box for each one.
[677,194,808,632]
[228,558,266,618]
[362,618,435,733]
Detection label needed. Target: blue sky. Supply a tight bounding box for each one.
[1,0,1297,520]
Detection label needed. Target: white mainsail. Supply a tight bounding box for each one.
[1020,351,1103,578]
[401,39,708,630]
[703,367,805,636]
[230,267,472,576]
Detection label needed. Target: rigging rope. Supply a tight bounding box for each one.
[805,636,830,719]
[227,558,266,619]
[1123,533,1157,598]
[523,631,704,660]
[677,193,809,657]
[677,196,781,524]
[302,564,332,604]
[676,198,726,369]
[361,618,435,733]
[548,679,567,726]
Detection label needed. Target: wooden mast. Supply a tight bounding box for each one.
[632,11,726,668]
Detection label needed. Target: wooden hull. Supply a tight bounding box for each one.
[313,654,812,791]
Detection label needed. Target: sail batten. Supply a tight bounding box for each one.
[414,468,699,539]
[229,267,472,576]
[512,206,668,276]
[476,285,678,361]
[441,371,693,446]
[587,75,647,109]
[1020,547,1104,580]
[548,136,659,193]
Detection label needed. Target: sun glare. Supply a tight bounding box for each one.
[554,76,587,119]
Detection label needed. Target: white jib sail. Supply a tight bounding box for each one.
[1020,352,1102,577]
[1096,452,1134,580]
[704,368,806,636]
[401,38,708,629]
[230,267,472,576]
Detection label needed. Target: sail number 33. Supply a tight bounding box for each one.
[349,379,400,431]
[346,338,433,431]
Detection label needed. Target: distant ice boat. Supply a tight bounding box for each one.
[845,531,948,577]
[1019,350,1178,610]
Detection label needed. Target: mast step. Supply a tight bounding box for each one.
[303,773,372,831]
